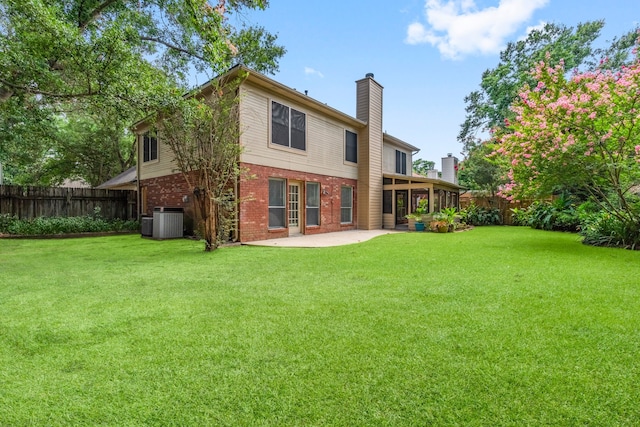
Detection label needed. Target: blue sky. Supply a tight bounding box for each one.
[222,0,638,164]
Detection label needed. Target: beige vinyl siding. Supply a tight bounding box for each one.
[138,130,180,181]
[382,145,396,174]
[383,144,412,175]
[239,84,359,180]
[356,76,384,230]
[383,213,395,229]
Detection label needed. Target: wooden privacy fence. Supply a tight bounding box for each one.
[460,193,535,225]
[0,185,137,220]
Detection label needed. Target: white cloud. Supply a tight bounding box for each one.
[519,21,547,41]
[406,0,549,59]
[304,67,324,78]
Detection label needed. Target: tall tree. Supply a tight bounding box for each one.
[0,0,285,184]
[50,111,136,187]
[495,51,640,245]
[159,75,245,251]
[412,158,435,176]
[459,21,606,154]
[457,143,505,195]
[457,22,638,199]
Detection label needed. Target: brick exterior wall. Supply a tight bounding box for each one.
[238,163,358,242]
[140,173,191,215]
[140,165,359,243]
[139,173,199,234]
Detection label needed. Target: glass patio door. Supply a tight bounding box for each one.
[288,183,301,234]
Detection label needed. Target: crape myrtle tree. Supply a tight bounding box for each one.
[458,21,610,154]
[458,21,638,196]
[494,45,640,246]
[0,0,284,184]
[158,76,246,251]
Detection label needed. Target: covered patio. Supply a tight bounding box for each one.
[382,174,463,229]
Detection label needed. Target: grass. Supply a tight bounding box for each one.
[1,227,639,425]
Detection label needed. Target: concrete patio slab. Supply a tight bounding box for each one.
[242,229,402,248]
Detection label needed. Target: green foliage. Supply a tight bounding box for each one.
[52,111,136,187]
[412,158,435,176]
[458,22,638,154]
[0,0,284,185]
[511,197,640,249]
[159,76,245,251]
[522,198,581,232]
[497,39,640,243]
[580,206,640,250]
[431,207,460,231]
[459,202,502,226]
[406,199,428,222]
[458,143,506,193]
[0,213,139,235]
[509,207,528,226]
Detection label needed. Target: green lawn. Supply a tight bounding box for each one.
[1,227,639,425]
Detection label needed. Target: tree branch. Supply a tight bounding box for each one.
[0,86,14,102]
[78,0,121,31]
[139,36,207,62]
[0,78,96,100]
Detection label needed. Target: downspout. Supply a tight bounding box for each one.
[135,133,142,220]
[233,173,239,242]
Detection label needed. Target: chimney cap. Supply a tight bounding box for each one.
[365,73,374,78]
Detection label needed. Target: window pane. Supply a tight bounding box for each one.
[269,179,285,207]
[306,182,320,226]
[395,150,402,174]
[269,208,286,228]
[341,186,352,223]
[143,133,157,162]
[143,135,150,162]
[401,152,407,175]
[272,101,289,147]
[306,208,319,226]
[290,109,306,150]
[340,208,351,223]
[383,190,392,214]
[150,136,157,161]
[306,182,319,207]
[268,178,286,228]
[341,186,352,207]
[346,131,357,163]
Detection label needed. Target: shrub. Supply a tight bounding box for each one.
[460,202,502,226]
[580,211,640,250]
[0,215,139,235]
[524,196,580,232]
[0,213,17,233]
[509,207,528,226]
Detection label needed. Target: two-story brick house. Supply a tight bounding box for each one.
[134,65,461,242]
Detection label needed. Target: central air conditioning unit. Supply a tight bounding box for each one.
[152,207,184,239]
[141,216,153,237]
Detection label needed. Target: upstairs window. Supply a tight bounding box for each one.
[345,130,358,163]
[143,133,158,163]
[395,150,407,175]
[272,101,306,151]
